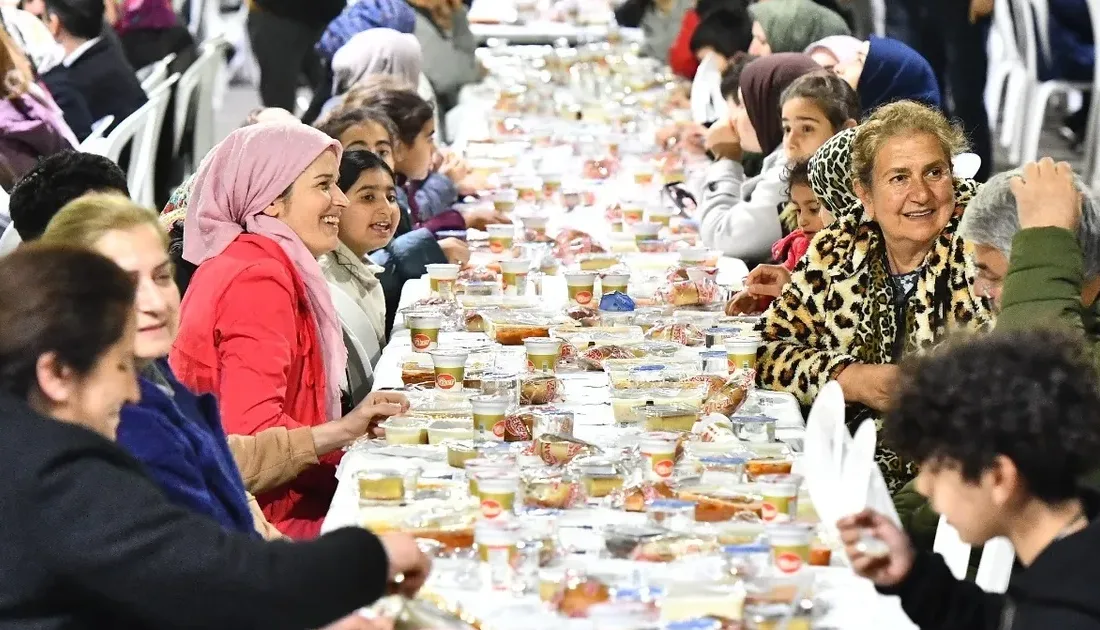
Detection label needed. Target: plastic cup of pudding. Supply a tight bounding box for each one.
[766,523,814,574]
[465,458,511,495]
[475,519,520,563]
[630,222,662,244]
[757,473,803,523]
[518,213,550,238]
[475,471,520,519]
[564,271,598,307]
[540,171,564,197]
[429,348,469,391]
[610,220,624,233]
[524,337,562,373]
[499,258,531,296]
[513,176,542,203]
[639,433,679,481]
[356,469,406,504]
[646,208,676,227]
[633,162,656,186]
[487,224,515,255]
[471,394,511,441]
[406,312,442,351]
[600,272,630,295]
[726,335,762,373]
[620,203,645,225]
[679,247,709,265]
[425,263,460,295]
[492,188,519,214]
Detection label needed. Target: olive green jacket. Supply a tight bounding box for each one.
[896,227,1100,549]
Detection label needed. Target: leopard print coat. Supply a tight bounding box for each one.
[757,129,995,491]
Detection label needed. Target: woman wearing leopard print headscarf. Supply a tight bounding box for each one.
[756,100,993,493]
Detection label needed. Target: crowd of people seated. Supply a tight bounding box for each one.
[1,0,1100,627]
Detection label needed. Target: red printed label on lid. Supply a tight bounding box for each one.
[575,290,592,305]
[412,333,431,350]
[654,459,674,478]
[480,499,502,519]
[761,501,779,522]
[492,421,506,438]
[436,374,456,389]
[527,359,535,371]
[776,552,803,574]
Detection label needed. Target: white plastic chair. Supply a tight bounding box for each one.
[985,0,1024,138]
[173,36,228,167]
[88,75,179,208]
[0,223,21,257]
[0,186,9,222]
[328,281,378,404]
[690,52,727,125]
[1003,0,1098,164]
[933,516,1016,593]
[138,53,177,94]
[77,115,114,152]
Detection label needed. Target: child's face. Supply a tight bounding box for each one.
[790,182,831,236]
[395,119,435,181]
[338,121,396,171]
[914,459,1011,547]
[781,97,837,162]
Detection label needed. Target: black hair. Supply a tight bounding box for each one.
[689,7,752,59]
[9,150,129,241]
[43,0,103,40]
[695,0,748,17]
[315,106,399,146]
[719,52,757,102]
[783,158,811,197]
[0,244,136,399]
[338,149,396,193]
[887,329,1100,503]
[342,86,433,147]
[779,69,861,132]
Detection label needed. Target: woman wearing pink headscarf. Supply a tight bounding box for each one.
[170,122,401,539]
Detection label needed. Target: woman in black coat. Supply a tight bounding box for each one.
[0,244,430,630]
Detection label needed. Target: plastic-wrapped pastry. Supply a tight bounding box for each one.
[686,374,728,398]
[679,490,763,522]
[577,344,637,371]
[702,378,749,416]
[458,266,498,283]
[503,411,536,441]
[566,305,602,327]
[556,574,611,618]
[533,433,598,466]
[619,481,676,512]
[645,323,705,346]
[520,374,563,405]
[465,310,486,332]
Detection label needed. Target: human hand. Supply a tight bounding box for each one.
[744,264,792,298]
[836,363,901,411]
[379,533,432,597]
[1010,157,1081,231]
[339,400,405,439]
[364,391,410,413]
[837,509,915,587]
[725,290,765,316]
[705,117,742,162]
[969,0,993,23]
[457,172,489,196]
[461,207,511,231]
[439,153,469,183]
[439,237,470,265]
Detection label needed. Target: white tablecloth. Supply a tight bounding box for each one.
[470,23,643,45]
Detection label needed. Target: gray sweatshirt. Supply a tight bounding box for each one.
[639,0,693,63]
[413,8,480,109]
[697,148,789,263]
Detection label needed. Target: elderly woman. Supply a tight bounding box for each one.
[757,100,993,492]
[960,159,1100,332]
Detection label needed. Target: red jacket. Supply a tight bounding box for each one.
[169,234,340,539]
[669,10,701,79]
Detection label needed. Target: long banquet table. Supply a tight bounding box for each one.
[321,271,918,630]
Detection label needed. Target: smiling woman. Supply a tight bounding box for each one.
[167,122,405,539]
[756,100,993,493]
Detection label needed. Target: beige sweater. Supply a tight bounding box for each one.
[226,427,319,539]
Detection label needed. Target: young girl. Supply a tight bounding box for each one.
[725,158,833,315]
[700,64,860,262]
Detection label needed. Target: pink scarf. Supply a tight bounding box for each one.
[183,122,348,420]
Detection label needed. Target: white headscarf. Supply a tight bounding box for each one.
[332,28,422,95]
